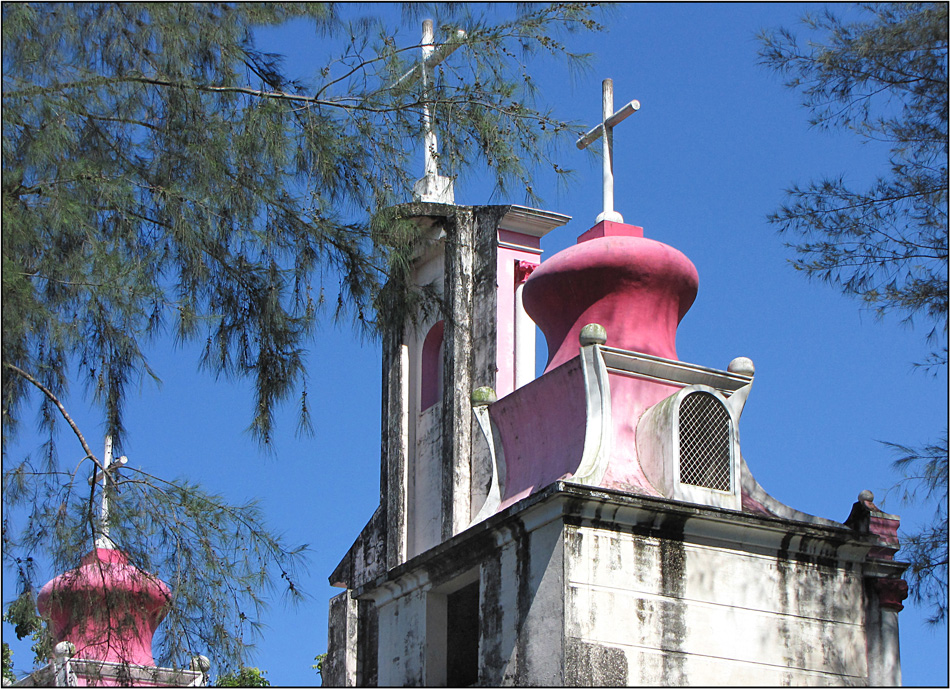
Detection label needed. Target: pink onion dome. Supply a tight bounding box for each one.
[523,221,698,370]
[37,547,171,667]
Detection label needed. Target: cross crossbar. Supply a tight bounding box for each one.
[576,79,639,223]
[393,26,466,90]
[576,99,640,149]
[395,19,466,204]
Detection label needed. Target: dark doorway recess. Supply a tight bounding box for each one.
[446,581,479,686]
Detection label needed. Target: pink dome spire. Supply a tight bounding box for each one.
[37,546,171,667]
[523,221,698,371]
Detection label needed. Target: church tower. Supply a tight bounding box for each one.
[325,72,909,686]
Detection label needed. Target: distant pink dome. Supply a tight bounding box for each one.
[523,226,698,370]
[37,547,171,667]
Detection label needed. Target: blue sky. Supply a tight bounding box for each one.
[3,3,947,686]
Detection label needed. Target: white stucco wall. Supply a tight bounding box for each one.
[565,524,868,685]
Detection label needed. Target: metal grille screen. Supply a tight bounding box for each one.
[679,392,731,491]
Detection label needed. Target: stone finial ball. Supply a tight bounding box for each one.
[859,489,874,503]
[471,386,497,406]
[54,641,76,659]
[728,356,755,376]
[579,323,607,346]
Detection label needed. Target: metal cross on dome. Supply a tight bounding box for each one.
[577,79,640,224]
[395,20,466,204]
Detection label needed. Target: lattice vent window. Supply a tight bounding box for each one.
[679,392,731,492]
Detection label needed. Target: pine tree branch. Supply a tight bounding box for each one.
[785,185,945,216]
[6,72,569,127]
[314,41,423,100]
[6,73,412,113]
[3,363,108,554]
[2,363,105,477]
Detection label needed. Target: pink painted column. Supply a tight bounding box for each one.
[514,260,538,389]
[495,229,541,398]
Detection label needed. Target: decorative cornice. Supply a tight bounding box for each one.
[499,205,571,238]
[600,346,752,396]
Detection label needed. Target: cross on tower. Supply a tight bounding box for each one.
[577,79,640,224]
[397,20,466,204]
[91,435,127,549]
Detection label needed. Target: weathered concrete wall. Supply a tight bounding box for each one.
[332,204,523,688]
[469,206,506,528]
[411,403,444,557]
[367,203,567,575]
[376,588,429,687]
[564,522,869,685]
[380,204,512,563]
[369,498,567,687]
[441,206,475,541]
[325,591,359,687]
[479,518,565,686]
[864,579,903,686]
[382,326,408,571]
[361,483,903,688]
[329,507,387,590]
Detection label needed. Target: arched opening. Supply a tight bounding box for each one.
[421,320,445,411]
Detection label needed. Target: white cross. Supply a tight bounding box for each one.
[91,435,127,549]
[577,79,640,224]
[395,20,466,204]
[420,19,439,181]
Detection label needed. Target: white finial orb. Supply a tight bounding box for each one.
[728,357,755,376]
[579,323,607,346]
[54,641,76,659]
[859,490,874,503]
